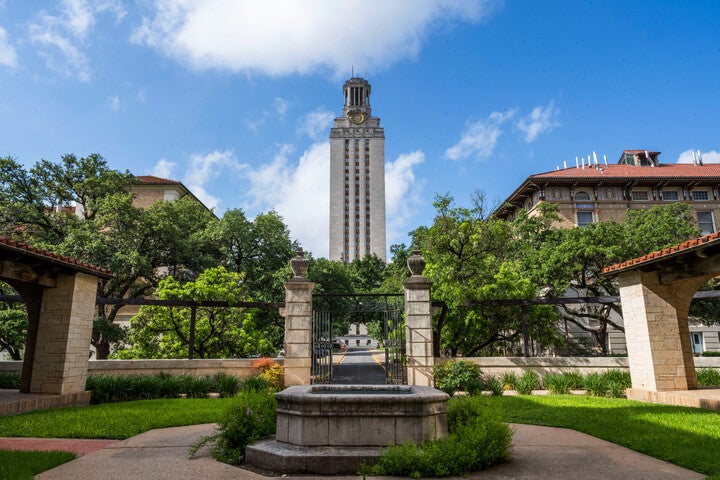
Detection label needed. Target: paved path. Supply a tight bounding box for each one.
[332,348,386,384]
[4,423,702,480]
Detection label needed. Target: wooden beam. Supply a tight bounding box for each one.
[0,259,56,287]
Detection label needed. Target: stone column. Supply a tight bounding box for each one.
[30,272,98,395]
[403,249,434,386]
[618,269,705,393]
[282,249,315,387]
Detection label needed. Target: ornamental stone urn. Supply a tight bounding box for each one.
[289,248,309,279]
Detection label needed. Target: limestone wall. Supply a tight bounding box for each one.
[1,356,718,379]
[1,358,281,378]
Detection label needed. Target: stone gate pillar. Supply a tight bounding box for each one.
[403,249,434,386]
[282,249,314,387]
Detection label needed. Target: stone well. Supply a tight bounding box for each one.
[245,384,449,474]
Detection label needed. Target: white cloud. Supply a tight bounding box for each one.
[385,151,425,246]
[274,97,289,117]
[28,0,126,81]
[445,109,515,161]
[181,149,243,211]
[131,0,498,76]
[241,143,330,257]
[677,149,720,164]
[298,108,335,141]
[0,27,18,68]
[149,158,176,178]
[108,95,120,110]
[516,100,560,143]
[185,149,240,187]
[244,97,291,130]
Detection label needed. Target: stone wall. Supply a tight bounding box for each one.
[1,358,281,378]
[444,356,720,377]
[1,356,718,380]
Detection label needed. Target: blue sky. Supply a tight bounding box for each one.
[2,1,719,259]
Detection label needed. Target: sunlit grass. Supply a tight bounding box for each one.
[0,398,236,439]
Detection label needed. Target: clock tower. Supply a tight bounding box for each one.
[329,77,386,262]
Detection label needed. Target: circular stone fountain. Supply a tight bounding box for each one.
[245,384,449,474]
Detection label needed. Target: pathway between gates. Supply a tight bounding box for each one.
[331,348,386,384]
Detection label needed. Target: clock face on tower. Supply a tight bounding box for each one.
[348,110,365,125]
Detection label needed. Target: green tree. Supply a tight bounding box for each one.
[525,203,699,354]
[413,193,529,356]
[0,154,132,244]
[348,253,386,292]
[55,194,216,358]
[0,282,26,360]
[121,267,275,359]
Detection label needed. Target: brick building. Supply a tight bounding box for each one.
[494,150,720,355]
[131,175,213,214]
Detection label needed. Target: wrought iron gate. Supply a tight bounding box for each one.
[383,302,406,384]
[311,293,406,385]
[311,310,333,384]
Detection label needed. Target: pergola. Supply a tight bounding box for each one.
[0,236,110,400]
[603,232,720,409]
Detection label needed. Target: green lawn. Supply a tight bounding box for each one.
[0,397,236,439]
[0,450,76,480]
[484,395,720,479]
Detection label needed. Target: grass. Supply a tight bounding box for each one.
[0,450,76,480]
[0,397,237,439]
[484,395,720,479]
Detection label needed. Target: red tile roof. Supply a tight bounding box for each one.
[602,232,720,275]
[134,175,182,185]
[0,236,112,278]
[530,163,720,180]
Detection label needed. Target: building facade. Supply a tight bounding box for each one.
[329,78,387,262]
[494,150,720,234]
[495,149,720,355]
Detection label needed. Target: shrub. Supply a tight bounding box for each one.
[583,373,607,397]
[0,371,21,389]
[543,372,572,395]
[582,370,630,398]
[515,370,540,395]
[484,376,504,396]
[241,375,272,393]
[501,371,518,390]
[701,351,720,357]
[190,389,277,464]
[213,373,241,398]
[696,368,720,386]
[362,396,512,477]
[251,358,284,390]
[180,375,215,398]
[433,360,483,395]
[563,371,586,390]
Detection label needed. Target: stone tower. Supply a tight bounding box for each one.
[329,77,386,262]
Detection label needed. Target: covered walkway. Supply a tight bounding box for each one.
[603,232,720,410]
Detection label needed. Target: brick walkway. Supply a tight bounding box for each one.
[0,437,120,455]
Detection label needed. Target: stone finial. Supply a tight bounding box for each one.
[407,247,426,277]
[290,248,309,279]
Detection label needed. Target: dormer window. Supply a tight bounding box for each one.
[691,190,710,201]
[631,190,650,201]
[660,190,679,202]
